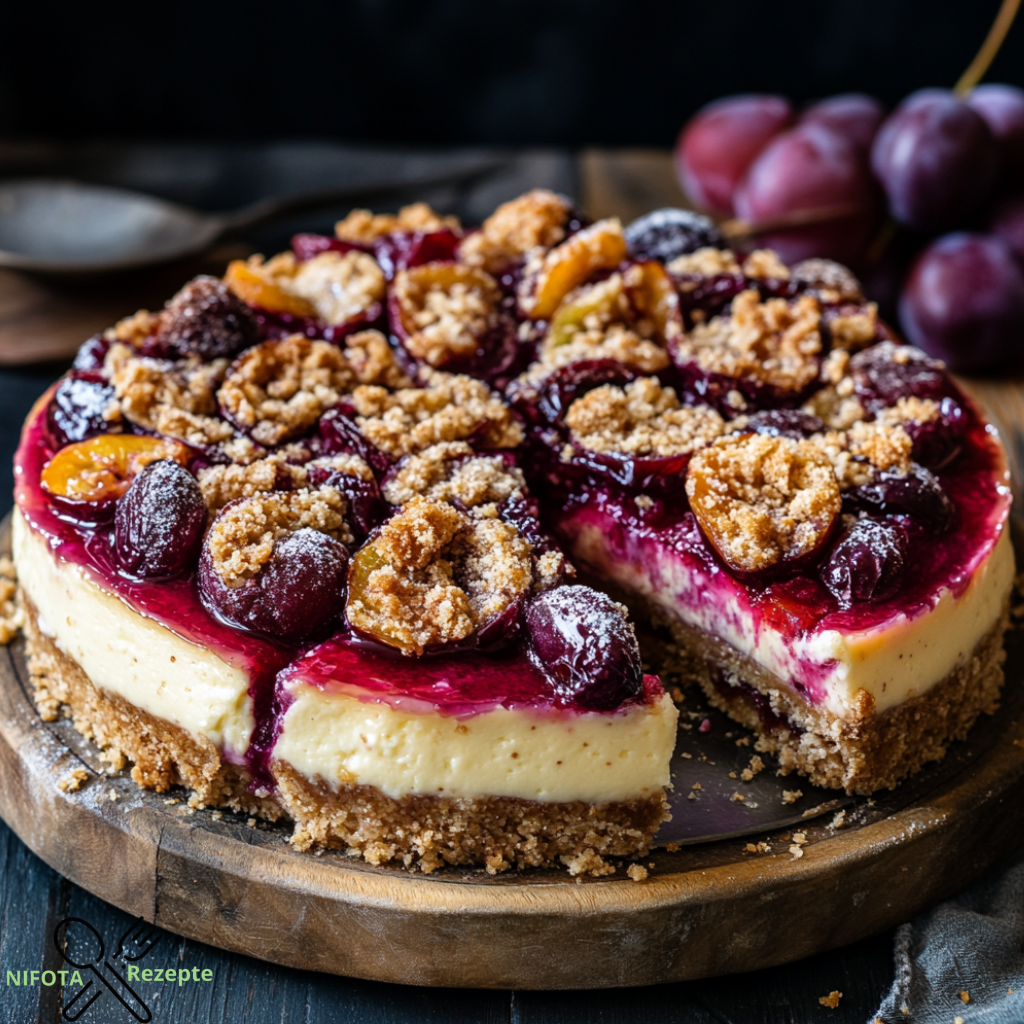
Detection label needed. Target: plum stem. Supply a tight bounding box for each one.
[955,0,1022,96]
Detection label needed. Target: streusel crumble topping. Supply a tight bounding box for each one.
[667,247,740,280]
[218,336,358,446]
[458,189,571,274]
[565,379,726,456]
[346,496,531,655]
[349,371,522,458]
[686,434,841,574]
[392,265,501,366]
[334,203,459,244]
[108,347,234,445]
[675,290,822,393]
[382,442,525,510]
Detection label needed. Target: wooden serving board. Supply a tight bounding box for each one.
[1,512,1023,990]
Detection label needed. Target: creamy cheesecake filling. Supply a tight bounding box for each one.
[274,675,678,803]
[568,509,1013,719]
[13,510,255,758]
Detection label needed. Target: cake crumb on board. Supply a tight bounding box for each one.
[627,864,649,882]
[818,991,841,1009]
[57,768,89,793]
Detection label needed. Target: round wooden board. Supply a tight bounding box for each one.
[1,516,1024,990]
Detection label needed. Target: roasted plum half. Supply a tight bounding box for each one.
[624,208,725,264]
[524,585,644,711]
[41,434,191,525]
[686,433,841,578]
[670,290,823,416]
[822,517,909,607]
[518,219,628,321]
[199,488,351,642]
[114,460,206,579]
[47,373,124,449]
[345,496,532,656]
[388,262,522,382]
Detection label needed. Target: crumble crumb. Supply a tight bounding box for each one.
[674,290,822,393]
[561,847,616,877]
[667,247,740,279]
[459,189,571,274]
[741,755,765,781]
[789,845,804,859]
[626,863,649,882]
[730,792,745,802]
[217,336,358,446]
[960,991,970,1004]
[831,810,847,829]
[686,433,841,574]
[207,488,351,585]
[382,442,524,509]
[105,309,160,347]
[818,991,842,1009]
[343,329,411,389]
[565,378,726,456]
[58,768,90,793]
[349,371,522,458]
[108,788,119,801]
[742,249,790,280]
[109,348,234,445]
[792,831,807,845]
[392,264,501,366]
[735,736,751,747]
[247,817,257,829]
[803,382,866,431]
[335,202,459,243]
[346,496,532,656]
[782,789,803,804]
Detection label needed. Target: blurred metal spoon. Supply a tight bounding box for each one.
[0,161,505,276]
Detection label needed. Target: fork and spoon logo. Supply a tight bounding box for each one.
[52,916,160,1022]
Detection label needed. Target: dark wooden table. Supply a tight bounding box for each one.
[0,142,992,1022]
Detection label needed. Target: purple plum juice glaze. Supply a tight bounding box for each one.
[280,632,660,717]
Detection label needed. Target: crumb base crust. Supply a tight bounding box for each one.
[640,595,1010,794]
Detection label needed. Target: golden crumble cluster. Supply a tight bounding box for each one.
[335,202,459,244]
[349,371,522,457]
[566,379,726,457]
[458,189,572,275]
[108,347,233,445]
[382,442,525,511]
[392,264,501,366]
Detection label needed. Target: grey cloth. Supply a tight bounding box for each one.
[873,844,1024,1023]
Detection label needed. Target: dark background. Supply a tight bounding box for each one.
[1,0,1022,147]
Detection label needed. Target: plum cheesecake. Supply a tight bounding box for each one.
[11,191,1013,877]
